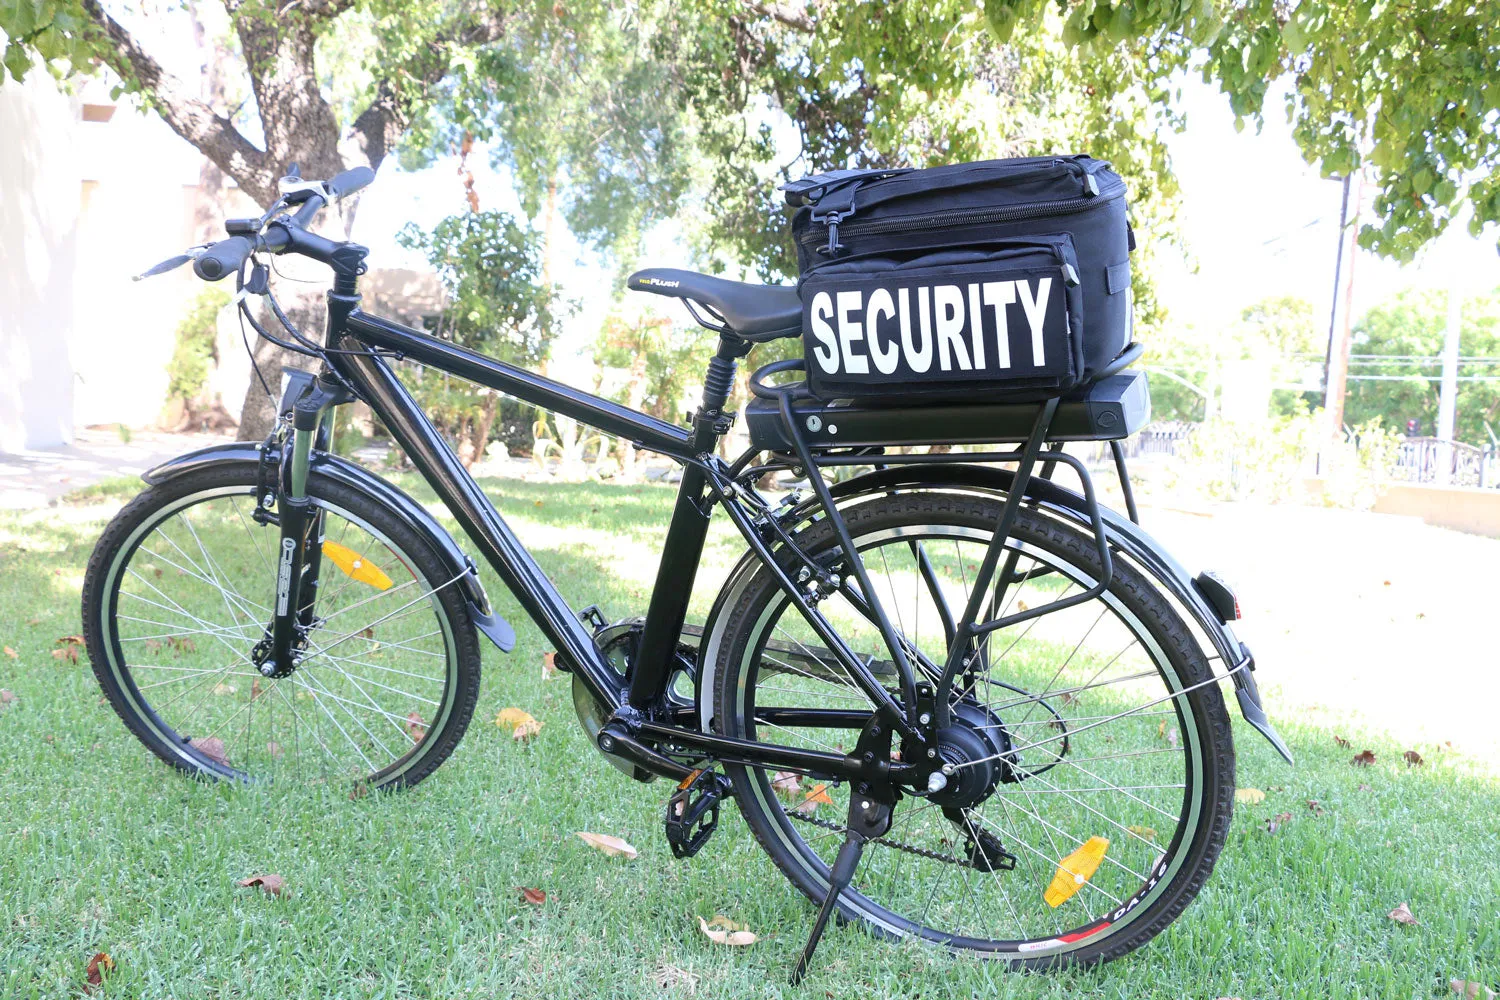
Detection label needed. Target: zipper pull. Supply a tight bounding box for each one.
[821,214,847,256]
[1063,262,1081,286]
[1083,172,1099,197]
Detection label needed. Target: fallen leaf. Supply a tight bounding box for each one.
[1358,783,1372,792]
[1059,691,1081,705]
[189,736,228,765]
[697,915,758,946]
[770,771,803,798]
[1156,721,1178,746]
[516,886,546,905]
[144,639,162,655]
[1387,902,1417,925]
[359,627,375,640]
[349,783,369,800]
[0,689,16,709]
[237,873,285,897]
[1126,825,1157,842]
[265,741,283,757]
[84,952,113,993]
[1265,811,1293,833]
[168,636,196,654]
[541,651,559,680]
[1351,749,1376,767]
[52,647,79,664]
[1234,788,1266,805]
[406,711,427,742]
[655,963,700,992]
[1333,735,1351,748]
[576,831,638,859]
[212,682,237,696]
[56,635,84,646]
[1403,750,1424,767]
[1015,599,1030,612]
[1450,979,1498,999]
[251,678,263,699]
[3,646,16,658]
[796,782,834,814]
[495,707,542,741]
[1306,799,1325,815]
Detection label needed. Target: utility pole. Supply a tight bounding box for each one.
[1435,285,1462,484]
[1322,173,1362,439]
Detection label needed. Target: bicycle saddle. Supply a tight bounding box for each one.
[627,267,802,342]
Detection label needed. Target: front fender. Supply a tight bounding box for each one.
[697,463,1290,763]
[143,443,515,654]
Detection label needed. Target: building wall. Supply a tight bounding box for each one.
[0,70,80,451]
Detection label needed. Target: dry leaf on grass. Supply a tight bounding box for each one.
[1387,902,1418,925]
[795,782,834,814]
[1403,750,1425,767]
[349,783,370,800]
[1234,788,1266,805]
[1265,812,1293,834]
[406,712,427,742]
[1351,750,1377,767]
[495,707,543,741]
[84,952,113,993]
[3,646,16,659]
[1333,734,1351,748]
[0,689,16,710]
[516,886,547,905]
[266,741,283,757]
[697,915,758,946]
[1126,825,1157,842]
[541,651,559,680]
[212,683,237,696]
[189,736,228,765]
[770,772,803,798]
[237,873,285,897]
[1307,800,1325,815]
[52,647,79,664]
[1358,783,1372,792]
[575,831,638,859]
[1156,721,1178,746]
[1450,979,1498,999]
[56,634,84,646]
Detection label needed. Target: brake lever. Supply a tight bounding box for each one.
[132,246,209,281]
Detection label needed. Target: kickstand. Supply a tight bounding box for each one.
[790,793,892,985]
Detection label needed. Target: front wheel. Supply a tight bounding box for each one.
[82,463,482,790]
[712,491,1236,967]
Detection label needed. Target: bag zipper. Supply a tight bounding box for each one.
[804,234,1082,286]
[801,193,1114,256]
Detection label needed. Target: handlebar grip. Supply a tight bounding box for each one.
[325,166,375,200]
[193,236,255,281]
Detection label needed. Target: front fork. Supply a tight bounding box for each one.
[258,372,346,678]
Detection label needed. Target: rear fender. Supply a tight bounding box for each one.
[695,463,1290,763]
[142,443,515,654]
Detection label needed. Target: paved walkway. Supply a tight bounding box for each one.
[0,427,236,509]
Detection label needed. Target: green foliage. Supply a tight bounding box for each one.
[1173,409,1320,503]
[166,288,230,402]
[1344,288,1500,445]
[983,0,1500,260]
[593,312,713,424]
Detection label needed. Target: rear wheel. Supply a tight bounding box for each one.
[82,464,482,790]
[712,491,1235,966]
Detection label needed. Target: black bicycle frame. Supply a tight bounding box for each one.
[308,275,924,790]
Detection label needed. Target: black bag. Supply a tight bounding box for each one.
[784,155,1134,402]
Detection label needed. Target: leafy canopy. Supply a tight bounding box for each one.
[985,0,1500,260]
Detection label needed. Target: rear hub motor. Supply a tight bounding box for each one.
[924,702,1012,810]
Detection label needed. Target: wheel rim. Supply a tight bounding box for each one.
[98,485,460,786]
[726,517,1209,957]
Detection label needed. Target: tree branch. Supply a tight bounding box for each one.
[79,0,272,200]
[747,0,817,32]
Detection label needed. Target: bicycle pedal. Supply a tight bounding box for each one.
[664,768,732,860]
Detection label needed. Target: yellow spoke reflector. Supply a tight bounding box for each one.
[321,540,393,591]
[1044,836,1110,908]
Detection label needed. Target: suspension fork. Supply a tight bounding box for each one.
[260,372,349,678]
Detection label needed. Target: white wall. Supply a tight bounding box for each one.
[0,70,80,451]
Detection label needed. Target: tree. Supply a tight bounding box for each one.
[985,0,1500,260]
[1,0,518,439]
[395,210,560,464]
[1344,289,1500,445]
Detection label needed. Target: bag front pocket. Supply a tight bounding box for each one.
[799,238,1085,401]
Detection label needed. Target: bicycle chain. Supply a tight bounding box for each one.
[786,808,971,866]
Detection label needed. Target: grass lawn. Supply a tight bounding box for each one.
[0,475,1496,999]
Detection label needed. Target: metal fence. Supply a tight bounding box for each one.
[1115,421,1196,459]
[1391,437,1498,489]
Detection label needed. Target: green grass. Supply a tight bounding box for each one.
[1,475,1497,999]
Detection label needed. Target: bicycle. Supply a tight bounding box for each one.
[83,166,1290,981]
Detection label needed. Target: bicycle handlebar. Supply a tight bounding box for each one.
[192,166,375,281]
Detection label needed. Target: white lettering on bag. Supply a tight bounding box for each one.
[1016,277,1052,368]
[809,291,839,373]
[866,287,900,375]
[836,290,869,374]
[966,283,986,370]
[933,285,971,371]
[982,280,1014,369]
[900,287,931,373]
